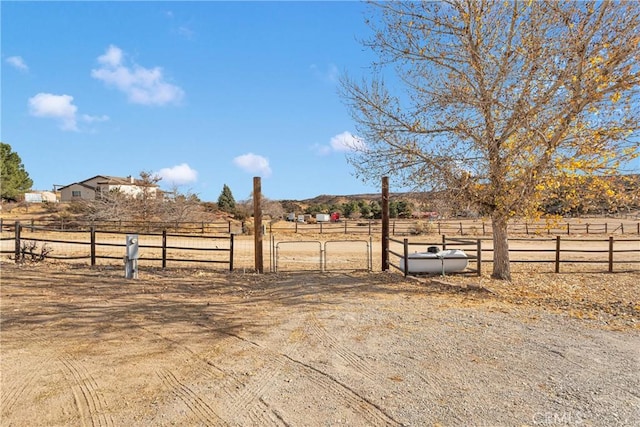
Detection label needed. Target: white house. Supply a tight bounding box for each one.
[58,175,158,202]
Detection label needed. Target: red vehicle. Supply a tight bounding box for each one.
[330,212,341,222]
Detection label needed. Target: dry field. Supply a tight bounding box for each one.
[1,256,639,426]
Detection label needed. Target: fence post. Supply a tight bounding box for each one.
[14,221,21,263]
[403,238,409,278]
[605,223,608,234]
[438,222,441,234]
[482,221,485,235]
[162,230,167,269]
[586,223,590,234]
[344,220,347,234]
[525,222,529,235]
[368,220,372,236]
[320,222,323,234]
[476,238,482,276]
[567,223,570,235]
[608,236,614,273]
[229,233,234,271]
[555,235,561,273]
[620,223,624,234]
[90,227,96,266]
[459,222,463,235]
[442,234,447,250]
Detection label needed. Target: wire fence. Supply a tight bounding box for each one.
[1,224,233,271]
[1,222,638,275]
[387,235,640,276]
[3,217,639,236]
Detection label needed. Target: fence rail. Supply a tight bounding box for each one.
[2,217,639,236]
[2,222,234,271]
[2,222,638,275]
[388,235,639,276]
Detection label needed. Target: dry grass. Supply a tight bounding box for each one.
[437,264,640,329]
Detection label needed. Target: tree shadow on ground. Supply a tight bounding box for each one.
[0,262,497,343]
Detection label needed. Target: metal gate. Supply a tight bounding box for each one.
[271,237,372,272]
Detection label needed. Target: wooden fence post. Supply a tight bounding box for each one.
[382,176,389,271]
[476,238,482,277]
[555,236,561,273]
[459,222,463,235]
[442,234,447,250]
[162,230,167,269]
[229,233,234,271]
[403,238,409,278]
[608,236,614,273]
[90,227,96,266]
[253,177,264,273]
[14,221,21,263]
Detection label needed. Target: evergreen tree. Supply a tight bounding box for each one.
[217,184,236,213]
[1,142,33,201]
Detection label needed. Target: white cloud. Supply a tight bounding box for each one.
[28,93,79,131]
[91,45,185,106]
[6,56,28,72]
[314,131,366,155]
[157,163,198,186]
[81,114,110,123]
[28,93,109,132]
[233,153,272,178]
[310,63,339,83]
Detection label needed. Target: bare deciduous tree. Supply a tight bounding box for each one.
[341,0,640,279]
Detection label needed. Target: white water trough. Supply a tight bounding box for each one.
[400,248,469,275]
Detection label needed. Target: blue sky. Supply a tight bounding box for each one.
[2,0,381,202]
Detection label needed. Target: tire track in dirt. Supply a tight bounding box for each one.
[135,322,287,426]
[0,367,40,416]
[192,324,293,426]
[156,368,226,426]
[213,327,402,426]
[281,353,403,427]
[305,313,379,382]
[11,331,113,427]
[60,356,113,427]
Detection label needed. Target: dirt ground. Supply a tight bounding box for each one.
[1,260,639,427]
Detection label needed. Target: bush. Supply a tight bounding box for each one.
[17,241,52,263]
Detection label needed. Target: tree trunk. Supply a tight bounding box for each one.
[491,214,512,280]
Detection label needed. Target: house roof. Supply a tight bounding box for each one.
[58,175,158,191]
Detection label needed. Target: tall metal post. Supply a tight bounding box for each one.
[253,177,264,273]
[382,176,389,271]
